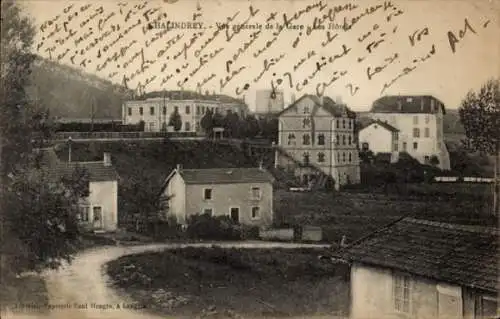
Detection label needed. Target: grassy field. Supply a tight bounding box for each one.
[1,274,49,314]
[275,184,496,245]
[107,247,349,318]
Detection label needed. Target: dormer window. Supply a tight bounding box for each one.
[303,117,311,128]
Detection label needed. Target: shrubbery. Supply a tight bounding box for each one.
[186,214,242,240]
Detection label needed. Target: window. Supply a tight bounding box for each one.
[318,152,325,163]
[342,119,346,128]
[149,122,155,131]
[174,106,179,112]
[185,106,190,114]
[78,206,89,222]
[302,117,311,128]
[185,122,191,131]
[403,142,407,151]
[342,152,346,162]
[413,116,418,125]
[424,127,430,138]
[336,152,340,162]
[342,135,346,145]
[287,134,296,145]
[362,142,369,151]
[162,122,167,131]
[413,128,420,138]
[393,142,399,152]
[251,187,261,200]
[336,134,340,145]
[128,107,132,116]
[201,106,206,114]
[425,115,430,124]
[393,274,411,313]
[303,152,310,165]
[163,106,167,115]
[413,142,418,150]
[150,106,155,115]
[195,121,200,131]
[348,152,352,162]
[251,206,261,219]
[303,106,310,114]
[139,107,143,115]
[196,105,201,115]
[318,134,325,145]
[336,119,340,128]
[303,134,311,145]
[424,156,430,164]
[348,119,352,129]
[203,208,213,216]
[348,135,352,145]
[203,188,212,200]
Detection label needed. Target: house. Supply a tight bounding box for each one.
[276,94,360,190]
[159,165,275,227]
[36,148,119,232]
[337,217,498,319]
[358,119,400,163]
[368,95,451,170]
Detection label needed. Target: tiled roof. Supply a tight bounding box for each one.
[279,94,356,118]
[371,95,446,114]
[46,162,118,182]
[179,167,275,184]
[359,119,399,132]
[338,217,498,293]
[35,148,118,182]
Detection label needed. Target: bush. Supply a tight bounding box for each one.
[186,214,241,240]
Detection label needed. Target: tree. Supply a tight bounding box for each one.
[458,78,500,215]
[1,1,83,280]
[168,108,182,131]
[200,109,214,135]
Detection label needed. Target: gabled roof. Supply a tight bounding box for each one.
[35,148,118,182]
[164,167,275,187]
[337,217,498,293]
[371,95,446,114]
[359,119,399,132]
[278,94,356,118]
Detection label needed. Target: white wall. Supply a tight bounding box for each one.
[359,124,394,154]
[82,180,118,231]
[351,263,466,319]
[163,171,186,224]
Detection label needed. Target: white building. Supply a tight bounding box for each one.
[38,148,119,232]
[367,95,450,170]
[339,217,498,319]
[359,120,400,163]
[276,94,360,190]
[122,94,248,133]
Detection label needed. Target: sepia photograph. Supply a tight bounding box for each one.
[0,0,499,318]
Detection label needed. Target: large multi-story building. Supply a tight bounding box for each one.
[122,93,248,133]
[276,94,360,190]
[366,95,450,170]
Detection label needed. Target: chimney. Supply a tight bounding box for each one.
[335,95,342,105]
[397,100,402,111]
[103,152,111,167]
[290,93,296,104]
[176,164,182,171]
[319,95,324,106]
[420,97,424,112]
[259,160,264,170]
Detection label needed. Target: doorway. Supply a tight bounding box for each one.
[230,207,239,223]
[93,206,103,229]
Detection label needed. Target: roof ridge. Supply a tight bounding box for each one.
[403,217,498,235]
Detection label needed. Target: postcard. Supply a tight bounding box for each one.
[1,0,498,318]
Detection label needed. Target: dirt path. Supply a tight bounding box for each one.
[4,242,336,319]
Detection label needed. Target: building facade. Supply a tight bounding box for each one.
[277,94,360,189]
[38,149,119,232]
[122,96,248,133]
[368,95,451,170]
[339,217,498,319]
[358,120,400,163]
[160,166,275,227]
[255,89,285,115]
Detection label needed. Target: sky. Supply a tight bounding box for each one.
[22,0,500,111]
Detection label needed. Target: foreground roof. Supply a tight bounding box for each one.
[338,217,498,293]
[178,167,275,185]
[35,148,118,182]
[371,95,446,114]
